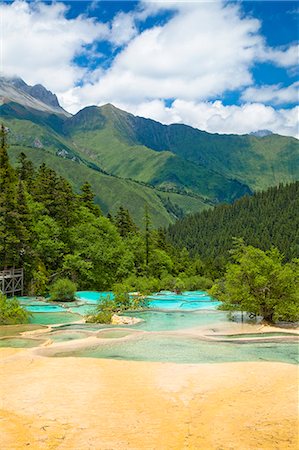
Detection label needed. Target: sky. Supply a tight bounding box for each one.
[0,0,298,137]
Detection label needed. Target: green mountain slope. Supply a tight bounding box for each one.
[2,101,251,204]
[8,146,209,227]
[167,182,299,261]
[63,105,250,202]
[96,106,299,191]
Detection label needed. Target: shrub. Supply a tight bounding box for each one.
[86,297,116,324]
[50,278,77,302]
[0,293,31,325]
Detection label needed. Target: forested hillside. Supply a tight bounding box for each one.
[167,182,299,266]
[0,126,211,293]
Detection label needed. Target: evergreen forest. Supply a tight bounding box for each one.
[167,182,299,272]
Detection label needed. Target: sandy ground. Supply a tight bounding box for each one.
[0,347,298,450]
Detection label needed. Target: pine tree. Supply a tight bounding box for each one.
[17,152,34,185]
[80,181,102,216]
[115,206,137,238]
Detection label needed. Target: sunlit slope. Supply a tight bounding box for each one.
[119,114,299,191]
[65,105,251,202]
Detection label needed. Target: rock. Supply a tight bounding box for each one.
[111,314,144,325]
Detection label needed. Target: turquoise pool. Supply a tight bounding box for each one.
[26,305,66,312]
[147,291,220,310]
[75,291,114,303]
[18,290,220,320]
[126,310,228,331]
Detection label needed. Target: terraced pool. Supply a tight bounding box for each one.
[2,291,297,365]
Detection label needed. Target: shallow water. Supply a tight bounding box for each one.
[147,291,220,310]
[123,310,228,331]
[8,292,298,365]
[29,312,81,325]
[0,337,45,348]
[53,334,299,365]
[26,305,66,313]
[0,324,45,338]
[75,291,114,303]
[46,331,91,342]
[97,329,136,339]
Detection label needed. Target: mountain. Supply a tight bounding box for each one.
[1,76,298,226]
[249,130,273,138]
[0,76,69,116]
[167,182,299,262]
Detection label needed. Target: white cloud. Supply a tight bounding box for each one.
[0,1,109,92]
[63,1,298,111]
[118,99,299,139]
[110,12,138,46]
[242,82,299,105]
[258,45,299,68]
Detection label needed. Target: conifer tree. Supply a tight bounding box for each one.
[80,181,102,216]
[115,206,137,238]
[17,152,34,185]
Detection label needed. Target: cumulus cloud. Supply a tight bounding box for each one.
[0,1,109,92]
[123,99,299,139]
[110,12,138,46]
[242,82,299,106]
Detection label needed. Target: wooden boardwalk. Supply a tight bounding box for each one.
[0,268,24,297]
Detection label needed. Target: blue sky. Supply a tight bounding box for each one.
[1,1,298,136]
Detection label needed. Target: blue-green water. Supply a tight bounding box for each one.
[26,305,66,312]
[75,291,114,303]
[46,331,92,342]
[5,291,297,365]
[0,337,46,348]
[124,310,228,331]
[52,334,299,365]
[147,291,220,310]
[29,312,81,325]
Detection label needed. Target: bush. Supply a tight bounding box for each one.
[0,293,31,325]
[86,297,116,324]
[50,278,77,302]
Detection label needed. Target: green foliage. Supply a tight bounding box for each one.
[80,181,102,216]
[210,240,299,323]
[168,182,299,267]
[86,298,115,324]
[0,293,31,325]
[50,278,77,302]
[29,263,48,296]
